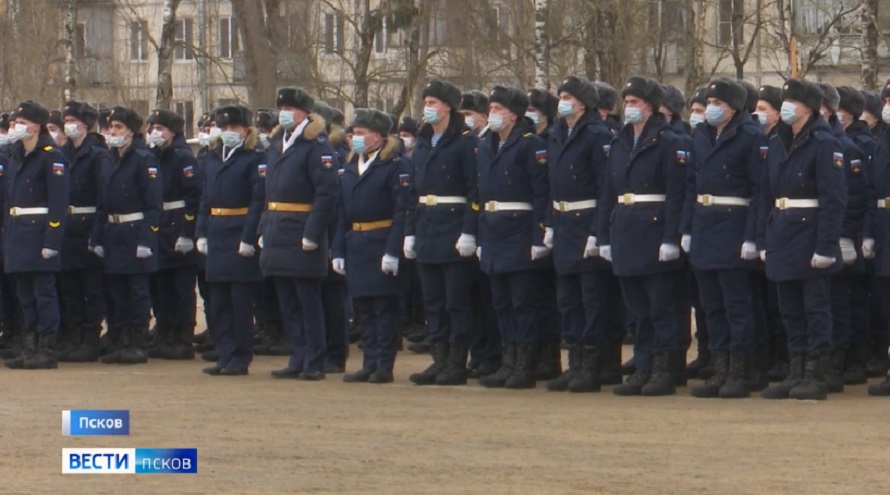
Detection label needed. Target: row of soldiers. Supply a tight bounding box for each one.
[2,73,890,402]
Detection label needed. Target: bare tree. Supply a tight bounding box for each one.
[62,0,77,100]
[861,0,879,89]
[770,0,863,78]
[230,0,284,109]
[533,0,550,89]
[154,0,182,109]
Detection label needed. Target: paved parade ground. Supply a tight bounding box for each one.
[1,344,889,494]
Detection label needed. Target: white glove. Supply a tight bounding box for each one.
[531,245,551,260]
[332,258,346,275]
[658,243,680,262]
[759,250,766,262]
[174,237,195,254]
[839,237,857,264]
[583,236,599,258]
[741,241,758,260]
[258,236,264,249]
[403,236,416,259]
[196,238,208,254]
[238,242,256,257]
[863,238,875,259]
[681,234,691,254]
[91,245,105,258]
[543,227,554,249]
[476,246,482,260]
[302,237,318,251]
[455,234,477,257]
[811,253,836,269]
[136,245,152,259]
[600,245,612,262]
[41,248,58,259]
[381,254,399,276]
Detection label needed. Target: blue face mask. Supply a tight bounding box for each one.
[689,113,706,128]
[525,111,540,126]
[278,111,296,129]
[352,135,367,154]
[780,101,799,125]
[753,112,768,126]
[558,100,574,118]
[624,106,643,125]
[488,112,505,132]
[423,106,441,125]
[221,131,243,148]
[705,104,726,126]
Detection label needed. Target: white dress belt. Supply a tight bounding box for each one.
[9,207,48,216]
[696,194,750,207]
[418,195,467,206]
[552,200,597,212]
[483,201,533,212]
[163,200,187,211]
[617,193,666,205]
[774,198,819,209]
[69,206,97,214]
[108,212,145,223]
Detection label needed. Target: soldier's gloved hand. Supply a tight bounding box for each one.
[476,246,482,260]
[600,245,612,262]
[759,250,766,262]
[332,258,346,275]
[403,236,416,259]
[41,248,58,259]
[302,237,318,251]
[136,246,152,259]
[863,238,876,259]
[174,237,195,254]
[543,227,554,249]
[381,254,399,276]
[583,236,599,258]
[91,245,105,258]
[681,235,691,254]
[811,253,836,269]
[238,242,256,257]
[258,236,264,249]
[740,241,758,260]
[531,245,551,260]
[196,238,208,254]
[839,237,857,265]
[455,234,476,257]
[658,243,680,262]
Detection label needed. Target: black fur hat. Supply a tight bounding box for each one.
[12,100,49,126]
[214,105,251,128]
[557,76,599,111]
[459,90,489,114]
[107,106,143,134]
[837,86,865,118]
[489,86,529,118]
[62,100,99,130]
[277,86,315,113]
[621,76,664,111]
[422,79,461,109]
[705,77,747,112]
[757,85,782,112]
[782,79,824,116]
[147,108,185,135]
[351,108,393,135]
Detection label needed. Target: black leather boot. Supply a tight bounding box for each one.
[685,349,711,380]
[54,323,79,361]
[66,326,101,362]
[505,345,536,389]
[435,343,469,385]
[745,350,769,392]
[690,350,728,398]
[25,333,58,369]
[824,349,845,393]
[568,346,601,393]
[119,326,148,364]
[547,344,581,392]
[534,338,562,381]
[641,352,676,396]
[844,342,868,385]
[761,353,804,399]
[719,353,750,398]
[613,369,652,396]
[4,330,36,369]
[789,351,828,400]
[479,345,516,388]
[867,333,889,378]
[599,339,624,385]
[408,341,448,385]
[0,320,22,360]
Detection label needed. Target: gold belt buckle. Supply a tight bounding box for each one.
[700,194,712,206]
[486,201,497,212]
[777,198,787,210]
[110,214,120,223]
[883,198,890,208]
[558,201,567,212]
[622,193,634,205]
[354,222,364,231]
[425,195,438,206]
[269,202,278,210]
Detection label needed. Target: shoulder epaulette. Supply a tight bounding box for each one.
[43,145,53,152]
[462,130,470,136]
[523,132,533,138]
[741,124,759,136]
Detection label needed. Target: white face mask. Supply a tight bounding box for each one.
[208,126,222,140]
[259,132,270,149]
[106,134,127,148]
[197,132,210,147]
[0,134,9,147]
[8,123,30,142]
[50,131,61,143]
[64,123,82,139]
[464,116,476,129]
[488,112,506,132]
[689,113,706,128]
[401,136,415,150]
[882,105,890,125]
[148,130,166,147]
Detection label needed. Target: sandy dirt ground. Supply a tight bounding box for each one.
[1,343,890,495]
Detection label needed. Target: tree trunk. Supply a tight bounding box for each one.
[155,0,182,110]
[392,0,427,119]
[683,0,704,95]
[353,0,376,108]
[232,0,278,110]
[63,0,77,101]
[533,0,549,89]
[862,0,879,90]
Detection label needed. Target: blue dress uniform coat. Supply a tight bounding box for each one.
[547,111,613,275]
[332,138,410,296]
[92,136,163,274]
[838,120,872,270]
[477,124,549,274]
[683,112,765,270]
[867,126,890,276]
[405,114,479,263]
[195,136,265,283]
[757,117,847,281]
[154,135,201,269]
[597,114,686,276]
[4,134,69,273]
[61,133,112,271]
[259,114,339,279]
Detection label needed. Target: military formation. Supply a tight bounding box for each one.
[4,73,890,401]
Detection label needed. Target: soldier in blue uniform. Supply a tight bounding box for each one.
[2,101,69,370]
[332,109,409,383]
[405,79,480,386]
[459,91,490,138]
[191,112,214,355]
[687,86,707,130]
[592,81,622,135]
[598,77,686,397]
[396,116,426,346]
[759,80,847,401]
[682,78,765,399]
[398,116,418,160]
[260,87,339,380]
[542,77,617,393]
[91,106,163,365]
[474,87,549,389]
[526,88,558,139]
[145,109,201,360]
[0,120,20,360]
[196,105,265,376]
[56,101,111,362]
[867,81,890,395]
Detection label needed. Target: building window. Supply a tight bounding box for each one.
[323,12,344,54]
[374,20,387,54]
[490,5,508,42]
[175,18,194,60]
[174,101,195,138]
[218,17,240,59]
[129,20,148,61]
[717,0,744,45]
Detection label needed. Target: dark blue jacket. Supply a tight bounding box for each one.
[683,112,765,270]
[547,110,613,275]
[153,135,201,270]
[92,136,163,274]
[476,122,549,275]
[333,138,410,296]
[757,117,847,281]
[4,135,69,273]
[259,114,339,279]
[597,113,686,277]
[405,111,479,264]
[867,122,890,276]
[196,132,265,283]
[61,133,113,271]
